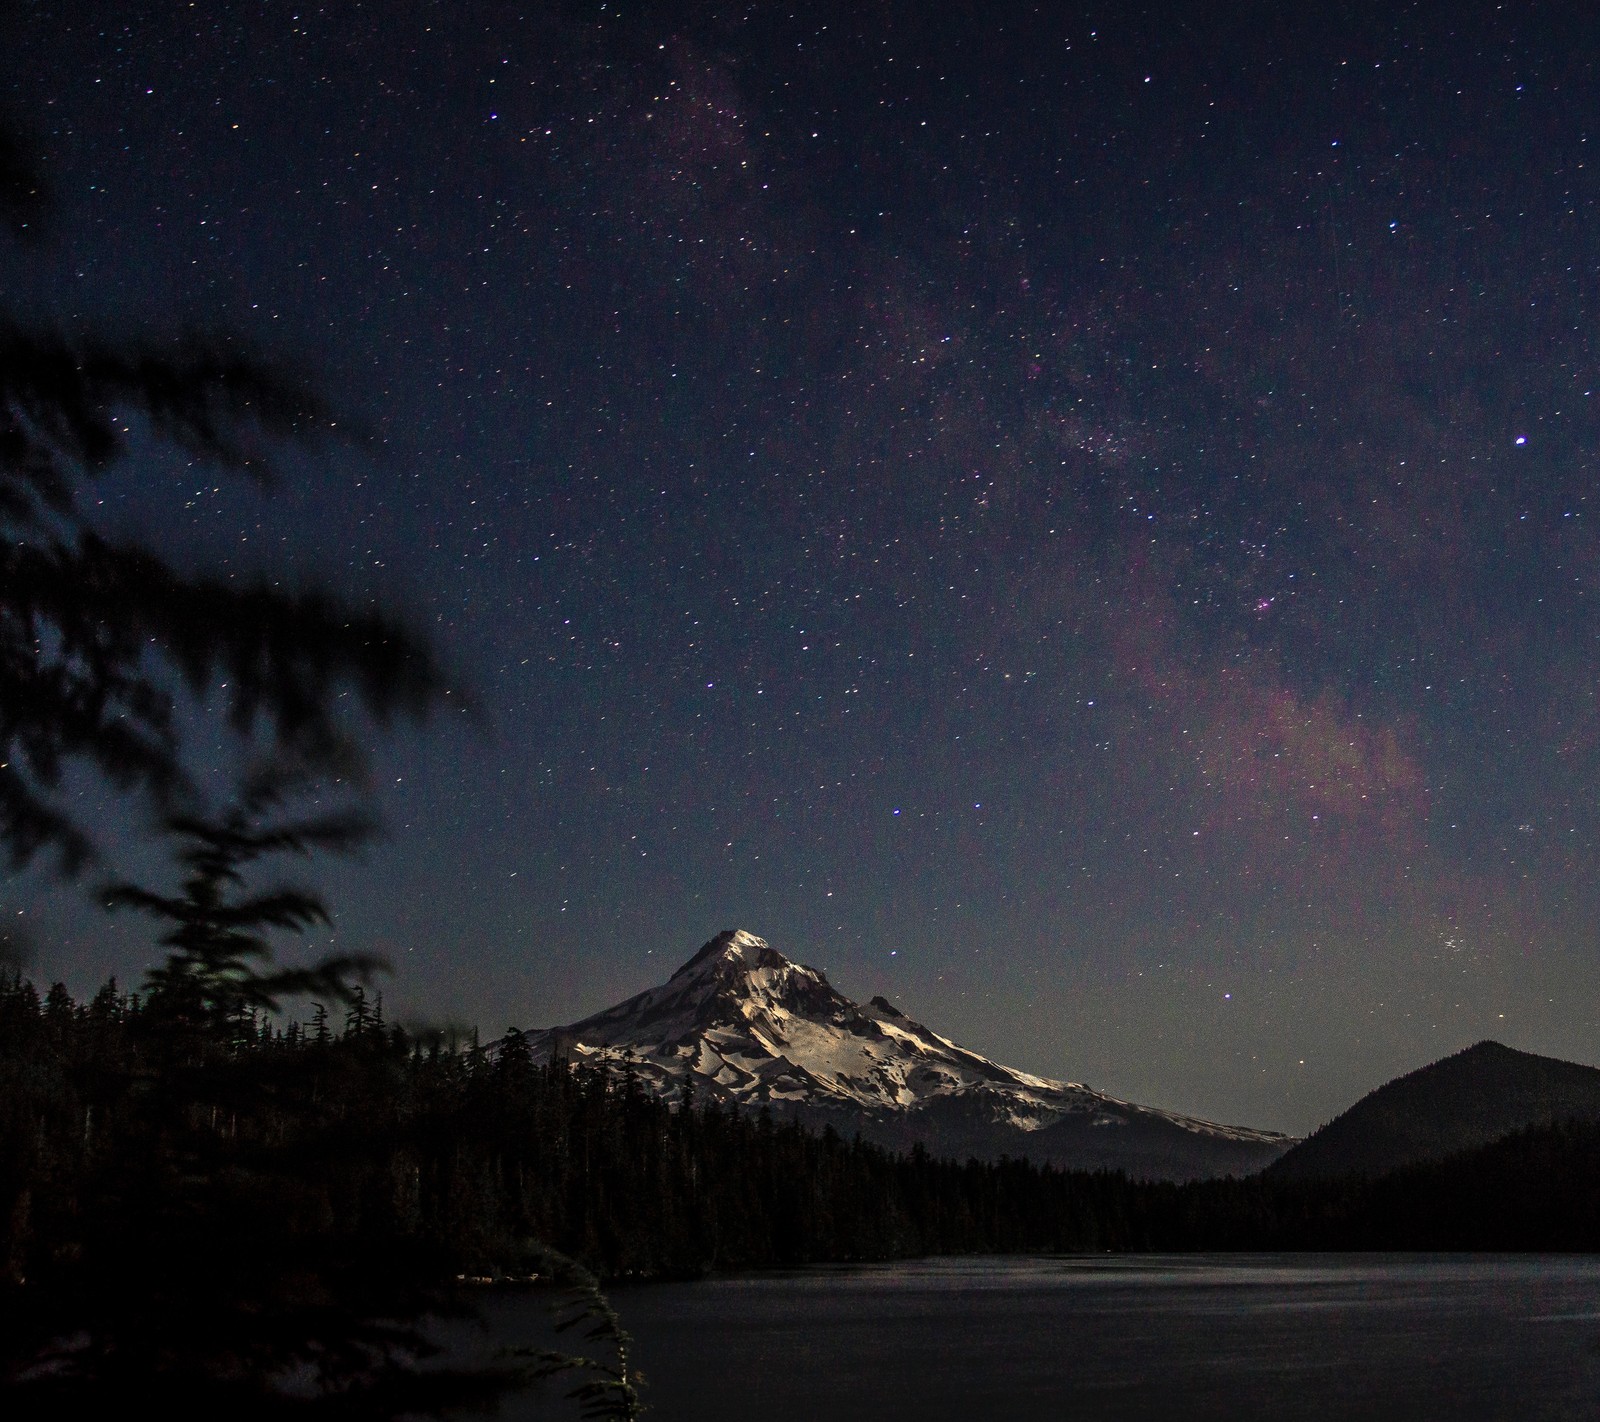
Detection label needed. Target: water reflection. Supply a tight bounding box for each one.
[482,1255,1600,1421]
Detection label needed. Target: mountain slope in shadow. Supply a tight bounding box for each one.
[1268,1040,1600,1180]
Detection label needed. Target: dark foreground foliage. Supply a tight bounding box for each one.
[0,975,646,1418]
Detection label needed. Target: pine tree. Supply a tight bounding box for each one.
[0,120,446,877]
[1,770,541,1417]
[101,760,382,1026]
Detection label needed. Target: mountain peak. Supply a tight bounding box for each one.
[1456,1039,1514,1058]
[528,928,1294,1180]
[672,928,785,980]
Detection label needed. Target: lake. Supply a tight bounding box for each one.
[481,1254,1600,1421]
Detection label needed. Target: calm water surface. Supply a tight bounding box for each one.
[484,1254,1600,1421]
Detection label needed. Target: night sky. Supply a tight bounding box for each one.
[8,2,1600,1134]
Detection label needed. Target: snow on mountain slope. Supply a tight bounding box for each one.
[526,930,1293,1177]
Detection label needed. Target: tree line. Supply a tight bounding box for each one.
[9,969,1600,1311]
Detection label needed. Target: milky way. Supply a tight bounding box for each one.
[8,3,1600,1131]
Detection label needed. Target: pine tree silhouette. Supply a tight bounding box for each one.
[0,122,447,875]
[2,768,554,1417]
[102,760,383,1024]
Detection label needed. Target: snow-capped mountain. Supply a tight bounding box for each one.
[527,929,1294,1180]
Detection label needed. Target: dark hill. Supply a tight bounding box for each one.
[1309,1117,1600,1250]
[1268,1040,1600,1181]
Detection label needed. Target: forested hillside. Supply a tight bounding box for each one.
[0,974,1152,1287]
